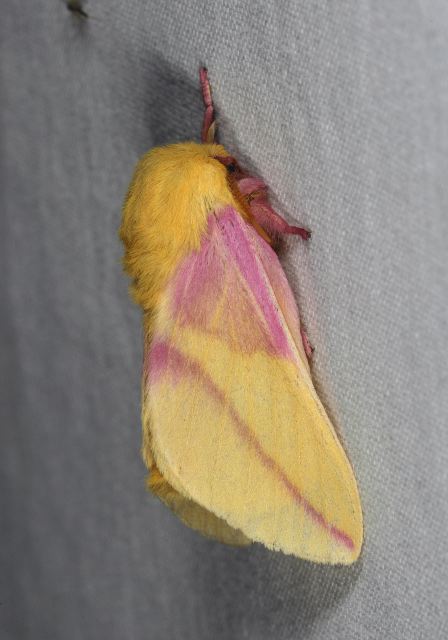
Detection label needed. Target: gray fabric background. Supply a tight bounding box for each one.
[2,1,448,638]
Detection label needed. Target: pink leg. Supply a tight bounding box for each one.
[301,328,314,359]
[275,218,311,241]
[199,68,216,143]
[249,201,311,241]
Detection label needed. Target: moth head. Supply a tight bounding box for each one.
[213,155,241,177]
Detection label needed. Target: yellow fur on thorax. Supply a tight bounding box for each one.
[120,142,242,315]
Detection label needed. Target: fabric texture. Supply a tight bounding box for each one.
[1,1,448,638]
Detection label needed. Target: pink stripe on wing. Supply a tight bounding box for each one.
[216,207,291,358]
[168,208,294,358]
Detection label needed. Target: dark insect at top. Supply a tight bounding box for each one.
[66,0,88,19]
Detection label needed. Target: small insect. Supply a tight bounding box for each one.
[66,0,88,19]
[120,68,363,564]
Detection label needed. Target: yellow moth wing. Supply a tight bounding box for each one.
[148,464,250,546]
[144,205,363,565]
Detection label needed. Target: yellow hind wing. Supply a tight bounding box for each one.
[147,464,250,546]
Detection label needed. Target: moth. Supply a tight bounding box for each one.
[120,68,363,564]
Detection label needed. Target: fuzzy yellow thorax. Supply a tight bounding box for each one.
[120,142,241,313]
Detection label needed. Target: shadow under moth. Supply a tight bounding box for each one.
[120,68,363,564]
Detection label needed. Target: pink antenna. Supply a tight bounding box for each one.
[200,67,216,143]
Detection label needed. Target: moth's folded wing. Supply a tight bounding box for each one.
[144,206,363,564]
[147,462,250,546]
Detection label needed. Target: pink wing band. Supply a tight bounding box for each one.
[172,207,295,358]
[216,208,291,356]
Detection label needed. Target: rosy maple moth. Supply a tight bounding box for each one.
[120,68,363,564]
